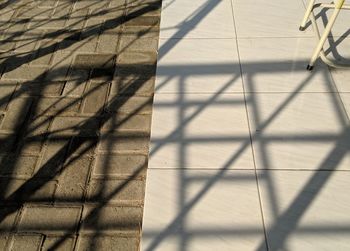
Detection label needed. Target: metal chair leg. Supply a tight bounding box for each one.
[307,0,345,70]
[300,0,316,31]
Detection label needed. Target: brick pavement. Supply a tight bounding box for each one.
[0,0,161,250]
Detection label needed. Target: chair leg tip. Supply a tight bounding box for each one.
[299,26,306,31]
[306,64,314,71]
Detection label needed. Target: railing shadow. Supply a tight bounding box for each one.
[0,0,350,250]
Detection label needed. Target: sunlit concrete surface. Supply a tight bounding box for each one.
[142,0,350,250]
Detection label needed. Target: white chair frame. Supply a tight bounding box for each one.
[300,0,350,70]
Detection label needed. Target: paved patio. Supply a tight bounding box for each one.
[142,0,350,250]
[0,0,160,250]
[1,0,350,250]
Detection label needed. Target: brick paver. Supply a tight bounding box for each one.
[0,0,161,250]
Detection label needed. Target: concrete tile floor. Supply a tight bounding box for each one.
[142,0,350,250]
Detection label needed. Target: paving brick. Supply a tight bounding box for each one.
[98,132,149,153]
[97,34,119,53]
[2,22,27,39]
[60,35,99,52]
[0,39,16,52]
[102,19,123,34]
[0,206,19,249]
[106,96,153,114]
[101,113,151,132]
[14,33,40,52]
[0,81,17,111]
[0,53,12,74]
[18,116,51,154]
[10,0,33,6]
[37,0,58,8]
[0,133,16,153]
[45,51,73,81]
[25,115,52,137]
[74,0,108,12]
[82,18,104,38]
[29,18,66,29]
[116,63,156,78]
[35,97,82,116]
[111,76,155,96]
[18,206,81,234]
[55,157,92,201]
[0,154,38,177]
[81,205,142,233]
[11,234,44,251]
[51,116,100,136]
[93,154,147,177]
[87,178,145,203]
[65,9,87,30]
[0,178,57,203]
[17,6,54,18]
[52,1,73,18]
[2,66,48,81]
[74,54,116,69]
[15,81,64,96]
[1,97,32,131]
[0,7,15,22]
[77,235,138,251]
[82,81,109,114]
[63,69,89,96]
[67,136,98,157]
[41,235,76,251]
[122,25,159,39]
[0,234,10,250]
[70,7,89,18]
[0,207,20,232]
[30,42,56,66]
[118,51,157,65]
[118,36,158,52]
[97,6,124,19]
[124,16,159,27]
[126,0,161,6]
[109,0,126,8]
[126,3,161,17]
[38,139,70,177]
[20,136,47,154]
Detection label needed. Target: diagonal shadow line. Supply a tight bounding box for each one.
[177,75,187,251]
[0,68,117,188]
[0,0,18,10]
[143,223,350,236]
[0,60,337,111]
[28,3,126,39]
[1,0,348,249]
[253,60,350,251]
[150,63,321,160]
[47,154,147,250]
[255,127,350,251]
[0,72,153,216]
[0,0,161,73]
[149,75,240,157]
[244,73,281,226]
[244,58,349,250]
[145,65,331,250]
[0,0,198,210]
[0,1,70,40]
[0,0,127,44]
[157,0,222,61]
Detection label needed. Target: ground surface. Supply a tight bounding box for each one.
[0,0,161,250]
[142,0,350,250]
